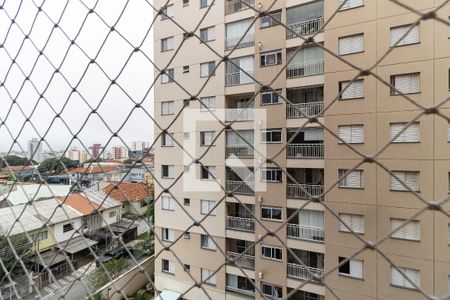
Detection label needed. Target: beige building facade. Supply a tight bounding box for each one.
[154,0,450,299]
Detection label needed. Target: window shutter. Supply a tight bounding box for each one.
[390,123,419,142]
[351,215,364,233]
[390,172,406,190]
[390,219,404,239]
[339,214,352,232]
[347,170,362,188]
[169,229,174,241]
[339,37,353,55]
[394,75,410,94]
[341,80,364,99]
[350,259,363,278]
[391,267,404,286]
[405,172,419,191]
[351,125,364,143]
[405,269,420,288]
[339,0,364,10]
[338,126,351,143]
[404,221,419,240]
[390,25,420,46]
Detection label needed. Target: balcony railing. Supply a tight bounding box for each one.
[287,223,324,243]
[226,180,254,195]
[226,286,255,297]
[227,251,255,269]
[225,71,254,86]
[226,33,255,50]
[286,60,324,78]
[286,183,323,199]
[287,263,324,282]
[226,216,255,232]
[286,17,325,39]
[287,144,324,159]
[225,109,254,122]
[226,145,254,158]
[286,101,324,118]
[225,0,255,14]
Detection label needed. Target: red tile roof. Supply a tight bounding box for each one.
[103,182,150,202]
[69,166,118,174]
[58,194,103,215]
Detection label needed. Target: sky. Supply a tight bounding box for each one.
[0,0,155,154]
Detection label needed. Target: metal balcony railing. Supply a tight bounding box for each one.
[226,286,255,297]
[286,101,324,118]
[286,60,324,78]
[225,71,254,86]
[287,223,324,243]
[286,17,325,39]
[226,216,255,232]
[226,145,254,158]
[225,109,254,122]
[225,0,255,14]
[286,144,324,159]
[225,33,255,50]
[286,183,323,199]
[226,180,254,195]
[287,263,324,282]
[227,251,255,269]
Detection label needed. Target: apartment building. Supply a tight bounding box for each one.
[153,0,450,299]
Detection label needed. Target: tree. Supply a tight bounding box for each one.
[123,158,135,165]
[0,234,32,280]
[89,258,131,291]
[37,157,78,174]
[0,155,35,168]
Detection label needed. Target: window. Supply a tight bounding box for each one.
[162,259,175,274]
[261,11,281,28]
[162,196,175,210]
[200,26,215,42]
[201,200,216,215]
[140,200,148,208]
[338,125,364,144]
[201,234,217,250]
[339,80,364,99]
[261,206,282,221]
[261,282,283,299]
[261,129,282,143]
[183,0,189,6]
[62,223,74,233]
[162,228,175,241]
[261,168,282,182]
[261,89,281,105]
[32,231,48,242]
[161,68,174,83]
[260,50,282,67]
[339,214,364,234]
[184,198,190,206]
[184,132,190,140]
[390,73,420,95]
[183,65,190,73]
[261,245,282,261]
[200,96,216,111]
[161,101,174,115]
[390,171,420,192]
[338,257,364,279]
[109,211,116,218]
[338,0,363,11]
[339,34,364,55]
[390,219,420,241]
[161,37,174,52]
[184,264,191,272]
[162,132,174,146]
[448,224,450,245]
[390,24,420,47]
[389,122,420,143]
[226,19,255,50]
[201,166,216,180]
[200,131,215,146]
[183,231,191,240]
[200,61,215,77]
[391,266,420,289]
[160,5,173,20]
[201,268,216,285]
[339,169,363,188]
[162,165,175,179]
[200,0,213,8]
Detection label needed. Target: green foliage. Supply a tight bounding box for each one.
[0,234,32,279]
[0,155,35,168]
[136,231,154,257]
[37,157,78,174]
[89,258,131,291]
[123,158,135,165]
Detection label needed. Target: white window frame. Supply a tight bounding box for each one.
[390,266,420,290]
[201,200,216,216]
[200,131,215,146]
[261,89,281,105]
[161,37,174,52]
[261,245,282,261]
[338,125,364,144]
[162,259,175,274]
[200,26,215,42]
[261,282,283,299]
[261,129,282,143]
[201,268,217,285]
[390,171,420,192]
[200,96,216,111]
[339,257,364,279]
[201,234,217,250]
[389,122,420,143]
[390,24,420,47]
[261,168,282,183]
[162,132,174,146]
[260,50,282,67]
[200,61,215,77]
[338,34,364,55]
[339,213,364,234]
[339,79,364,99]
[162,196,175,211]
[161,101,174,115]
[261,206,282,221]
[339,169,363,189]
[390,218,420,241]
[160,5,173,20]
[260,11,281,28]
[162,228,175,241]
[201,166,216,180]
[161,165,175,179]
[390,73,420,95]
[338,0,364,11]
[161,68,174,83]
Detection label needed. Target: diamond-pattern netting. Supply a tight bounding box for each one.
[0,0,449,299]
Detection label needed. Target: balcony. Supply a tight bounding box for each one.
[287,168,324,199]
[287,144,324,159]
[287,223,324,243]
[287,263,324,282]
[286,101,324,118]
[225,0,255,15]
[226,216,255,232]
[226,33,255,50]
[226,180,254,195]
[287,183,323,199]
[225,71,254,86]
[227,251,255,269]
[226,145,254,158]
[226,285,255,297]
[225,109,254,122]
[287,60,324,78]
[286,17,324,39]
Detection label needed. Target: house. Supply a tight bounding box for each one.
[0,165,37,181]
[69,166,120,188]
[103,182,151,217]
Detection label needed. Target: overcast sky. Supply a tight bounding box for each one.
[0,0,155,154]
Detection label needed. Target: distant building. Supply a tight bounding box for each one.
[88,143,103,159]
[27,138,42,163]
[112,146,128,159]
[67,148,81,163]
[0,165,37,181]
[69,166,120,189]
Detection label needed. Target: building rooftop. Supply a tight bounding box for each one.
[103,182,150,202]
[69,166,118,174]
[0,184,72,205]
[58,194,103,216]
